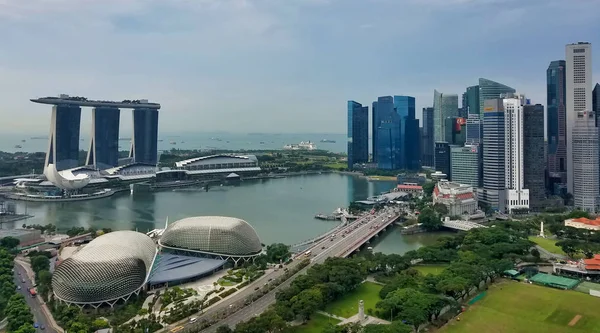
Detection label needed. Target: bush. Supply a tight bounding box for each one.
[219,288,238,298]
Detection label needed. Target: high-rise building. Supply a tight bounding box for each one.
[44,105,82,171]
[377,116,401,170]
[86,107,120,169]
[444,117,466,146]
[566,42,593,194]
[463,85,480,115]
[593,83,600,125]
[372,96,394,163]
[450,145,480,187]
[394,96,420,170]
[434,141,451,178]
[130,108,159,165]
[466,114,482,145]
[421,107,434,167]
[572,111,599,212]
[502,94,529,213]
[480,99,506,212]
[546,60,567,190]
[433,90,459,143]
[523,104,546,210]
[347,101,369,169]
[478,78,516,115]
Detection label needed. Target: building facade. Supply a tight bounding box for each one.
[433,90,459,143]
[523,104,546,211]
[503,94,529,213]
[594,83,600,126]
[480,99,506,212]
[566,42,593,194]
[347,101,369,168]
[433,181,478,216]
[465,114,482,145]
[547,60,567,190]
[444,117,466,146]
[434,142,451,178]
[478,78,515,115]
[44,105,82,172]
[421,107,435,167]
[394,96,420,170]
[377,117,402,170]
[450,145,480,187]
[463,85,480,115]
[572,111,599,212]
[86,107,120,170]
[372,96,395,163]
[130,108,159,166]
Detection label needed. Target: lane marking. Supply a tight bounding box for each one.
[170,326,184,333]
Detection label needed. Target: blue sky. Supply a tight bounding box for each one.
[0,0,599,135]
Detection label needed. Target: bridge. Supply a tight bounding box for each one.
[290,211,358,252]
[442,218,487,231]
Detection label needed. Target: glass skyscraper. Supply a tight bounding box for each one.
[478,78,515,115]
[347,101,369,168]
[130,108,159,165]
[523,104,546,210]
[372,96,394,163]
[463,85,480,115]
[86,107,120,169]
[45,105,82,171]
[546,60,567,188]
[434,142,451,178]
[451,145,480,187]
[393,96,420,170]
[593,83,600,126]
[480,99,506,212]
[377,117,401,170]
[433,90,458,143]
[421,107,434,167]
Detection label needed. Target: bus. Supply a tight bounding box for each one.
[304,250,312,257]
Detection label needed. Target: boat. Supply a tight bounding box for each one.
[170,141,177,145]
[21,139,26,143]
[320,139,336,143]
[283,141,317,150]
[14,145,22,149]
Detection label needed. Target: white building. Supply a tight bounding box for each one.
[503,94,529,213]
[564,217,600,231]
[572,111,599,212]
[566,42,593,194]
[432,180,478,216]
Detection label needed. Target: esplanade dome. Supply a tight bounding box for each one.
[159,216,262,257]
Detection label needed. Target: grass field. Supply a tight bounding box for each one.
[414,264,448,276]
[324,282,382,318]
[438,281,600,333]
[529,236,566,255]
[291,313,340,333]
[324,162,347,169]
[575,281,600,294]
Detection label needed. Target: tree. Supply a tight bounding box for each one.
[376,288,435,332]
[216,325,233,333]
[290,288,324,321]
[422,182,435,197]
[432,203,449,217]
[530,248,541,260]
[30,256,50,275]
[364,321,412,333]
[418,208,442,231]
[0,237,20,250]
[266,243,290,263]
[6,294,34,332]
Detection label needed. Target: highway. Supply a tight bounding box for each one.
[13,262,57,333]
[185,206,401,333]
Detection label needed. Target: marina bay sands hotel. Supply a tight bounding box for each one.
[31,95,161,171]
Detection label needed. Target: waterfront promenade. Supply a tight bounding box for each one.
[165,207,401,333]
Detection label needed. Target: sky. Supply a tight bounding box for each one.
[0,0,599,135]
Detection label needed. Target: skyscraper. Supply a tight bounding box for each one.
[546,60,567,190]
[421,107,435,167]
[503,94,529,213]
[450,145,480,187]
[593,83,600,125]
[377,116,401,170]
[86,107,120,169]
[523,104,546,211]
[372,96,394,163]
[130,108,159,165]
[478,78,516,115]
[347,101,369,169]
[434,142,451,178]
[566,42,593,194]
[572,111,599,212]
[463,85,480,115]
[44,105,82,171]
[480,99,506,212]
[444,117,466,146]
[394,96,420,170]
[466,114,482,145]
[433,90,459,143]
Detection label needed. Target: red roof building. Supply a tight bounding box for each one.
[396,184,423,194]
[564,217,600,231]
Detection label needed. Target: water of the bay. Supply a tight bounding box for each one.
[8,173,451,254]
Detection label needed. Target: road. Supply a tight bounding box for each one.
[192,206,401,332]
[13,262,57,333]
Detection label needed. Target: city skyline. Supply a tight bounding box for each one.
[0,0,599,134]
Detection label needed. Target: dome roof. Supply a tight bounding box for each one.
[160,216,262,256]
[52,231,157,304]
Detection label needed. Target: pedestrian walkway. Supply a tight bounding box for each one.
[317,311,346,321]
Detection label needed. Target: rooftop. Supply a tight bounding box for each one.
[397,184,423,190]
[567,217,600,227]
[31,95,160,109]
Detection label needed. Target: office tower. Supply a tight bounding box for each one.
[129,108,159,165]
[433,90,459,143]
[377,117,401,170]
[86,107,120,169]
[451,145,480,187]
[480,99,506,212]
[394,96,420,170]
[421,107,434,167]
[478,78,516,115]
[434,142,451,178]
[44,105,82,171]
[444,117,466,146]
[546,60,567,190]
[463,85,480,115]
[372,96,394,163]
[572,111,599,212]
[566,42,593,194]
[347,101,369,169]
[371,101,377,162]
[503,94,529,213]
[523,104,546,210]
[466,114,482,145]
[594,83,600,126]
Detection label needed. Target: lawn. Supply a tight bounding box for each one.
[575,281,600,294]
[438,281,600,333]
[324,281,382,318]
[529,236,566,255]
[324,162,347,169]
[413,264,448,276]
[291,313,340,333]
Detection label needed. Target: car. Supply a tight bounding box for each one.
[189,317,197,323]
[254,287,260,291]
[17,271,21,275]
[16,286,21,290]
[33,323,39,329]
[21,279,25,283]
[40,325,45,330]
[321,246,326,249]
[268,278,272,282]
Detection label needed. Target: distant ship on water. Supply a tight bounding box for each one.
[283,141,317,150]
[320,139,336,143]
